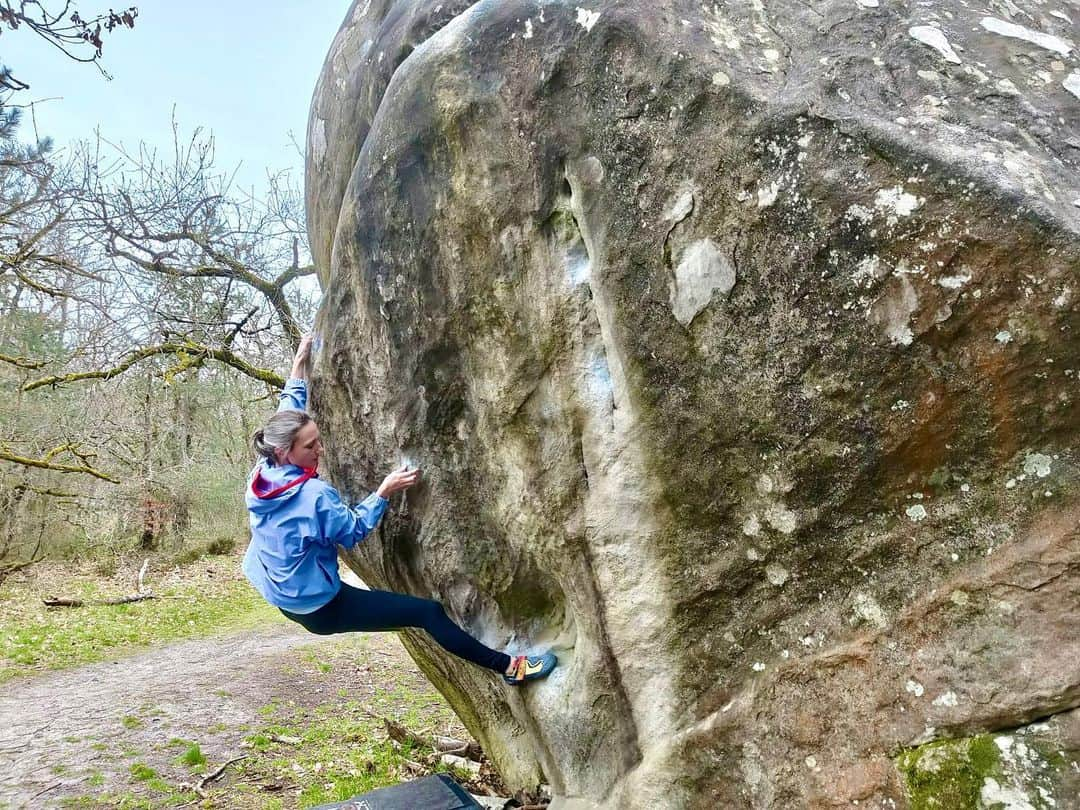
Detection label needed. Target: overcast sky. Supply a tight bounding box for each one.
[2,0,353,194]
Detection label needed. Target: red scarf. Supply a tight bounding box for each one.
[251,466,318,500]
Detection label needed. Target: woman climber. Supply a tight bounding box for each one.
[241,335,556,685]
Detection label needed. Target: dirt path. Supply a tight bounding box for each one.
[0,623,466,809]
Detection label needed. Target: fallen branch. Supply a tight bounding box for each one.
[43,593,156,607]
[382,717,430,750]
[198,755,247,792]
[177,755,248,802]
[435,735,484,762]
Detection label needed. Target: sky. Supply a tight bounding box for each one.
[1,0,354,195]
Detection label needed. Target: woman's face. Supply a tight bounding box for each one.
[282,421,322,470]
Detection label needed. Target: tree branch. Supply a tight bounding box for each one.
[273,263,316,288]
[0,446,120,483]
[21,340,285,391]
[0,351,47,369]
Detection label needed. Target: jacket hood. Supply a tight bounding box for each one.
[245,461,317,514]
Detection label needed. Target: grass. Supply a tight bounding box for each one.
[238,687,476,808]
[0,552,283,682]
[176,742,206,770]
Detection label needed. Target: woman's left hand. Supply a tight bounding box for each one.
[290,334,314,379]
[376,465,421,499]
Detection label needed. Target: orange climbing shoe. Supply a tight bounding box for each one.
[503,652,557,685]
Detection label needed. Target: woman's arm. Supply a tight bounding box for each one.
[278,335,314,413]
[290,335,314,381]
[317,465,421,547]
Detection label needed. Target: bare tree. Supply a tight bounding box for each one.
[0,123,317,564]
[0,2,137,91]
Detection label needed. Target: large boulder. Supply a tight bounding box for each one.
[305,1,1079,806]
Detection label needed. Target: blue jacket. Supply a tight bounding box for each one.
[241,378,388,614]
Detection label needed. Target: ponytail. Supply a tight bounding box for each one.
[252,428,276,464]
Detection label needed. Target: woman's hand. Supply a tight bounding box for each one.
[290,334,314,380]
[376,465,421,499]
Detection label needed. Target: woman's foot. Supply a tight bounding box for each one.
[503,652,557,685]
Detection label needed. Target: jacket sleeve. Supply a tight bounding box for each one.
[315,486,390,549]
[277,378,308,413]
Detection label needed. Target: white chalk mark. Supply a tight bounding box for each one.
[576,7,600,32]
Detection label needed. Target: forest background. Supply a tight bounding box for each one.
[0,0,346,579]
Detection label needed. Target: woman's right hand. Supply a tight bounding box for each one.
[376,465,421,499]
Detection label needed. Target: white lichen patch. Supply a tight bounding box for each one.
[875,186,924,220]
[906,504,928,521]
[743,513,761,537]
[980,777,1038,810]
[980,17,1073,57]
[855,0,879,7]
[937,271,971,289]
[845,203,874,223]
[853,593,888,628]
[950,590,969,606]
[1064,71,1080,99]
[765,563,790,587]
[522,18,533,39]
[852,254,886,288]
[764,503,797,534]
[664,186,695,222]
[757,181,780,208]
[1022,452,1052,478]
[869,276,919,346]
[310,118,328,165]
[996,330,1013,344]
[931,690,959,707]
[909,25,962,65]
[751,661,766,672]
[670,239,736,327]
[906,679,925,698]
[575,7,600,32]
[712,70,730,86]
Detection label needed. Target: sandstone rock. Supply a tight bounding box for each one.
[306,1,1079,806]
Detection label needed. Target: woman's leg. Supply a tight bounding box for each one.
[283,584,511,674]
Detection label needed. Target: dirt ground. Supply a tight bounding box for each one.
[0,623,475,809]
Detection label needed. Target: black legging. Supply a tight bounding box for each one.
[281,583,511,674]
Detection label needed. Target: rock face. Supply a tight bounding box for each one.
[305,1,1079,806]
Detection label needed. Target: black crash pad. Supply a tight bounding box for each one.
[309,773,482,809]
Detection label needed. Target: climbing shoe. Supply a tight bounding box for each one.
[503,652,557,685]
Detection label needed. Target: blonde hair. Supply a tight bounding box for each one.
[252,410,312,465]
